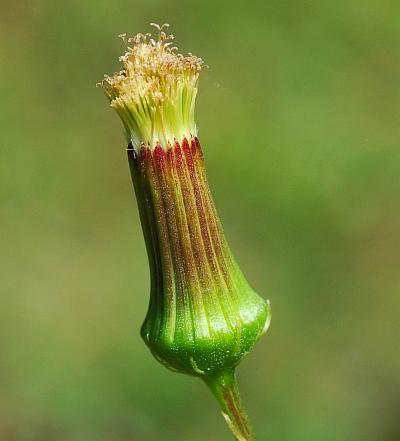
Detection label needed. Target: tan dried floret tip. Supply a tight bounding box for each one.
[101,23,206,149]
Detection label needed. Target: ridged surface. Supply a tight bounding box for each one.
[128,137,270,376]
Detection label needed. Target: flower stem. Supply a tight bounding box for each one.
[204,370,256,441]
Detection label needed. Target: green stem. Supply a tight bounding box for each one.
[204,370,256,441]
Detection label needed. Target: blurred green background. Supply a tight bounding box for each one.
[1,1,399,440]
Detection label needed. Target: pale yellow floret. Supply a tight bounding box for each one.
[101,23,205,149]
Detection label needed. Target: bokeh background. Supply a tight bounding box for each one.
[1,1,400,440]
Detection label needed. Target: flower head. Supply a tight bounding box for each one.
[100,25,271,441]
[101,23,205,149]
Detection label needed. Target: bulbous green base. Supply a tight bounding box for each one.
[128,137,271,379]
[141,293,270,377]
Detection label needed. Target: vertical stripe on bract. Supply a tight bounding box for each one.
[153,145,196,344]
[168,143,212,341]
[181,139,239,331]
[176,140,229,335]
[191,140,255,328]
[129,147,163,342]
[143,145,176,344]
[132,137,252,350]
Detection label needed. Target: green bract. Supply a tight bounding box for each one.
[128,139,271,378]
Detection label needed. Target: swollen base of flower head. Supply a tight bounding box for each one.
[101,24,205,149]
[127,136,270,377]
